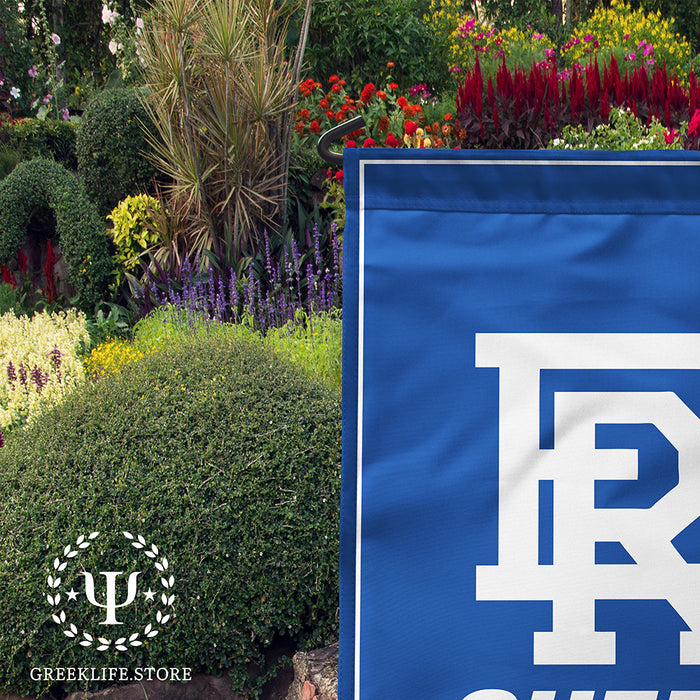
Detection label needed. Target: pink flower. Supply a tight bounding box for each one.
[51,33,60,45]
[61,107,70,120]
[644,43,654,56]
[27,65,38,78]
[42,93,52,103]
[664,128,678,144]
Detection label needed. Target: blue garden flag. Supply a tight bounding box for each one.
[341,149,700,700]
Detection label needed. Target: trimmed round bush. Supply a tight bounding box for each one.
[0,332,341,697]
[0,157,114,310]
[76,88,157,216]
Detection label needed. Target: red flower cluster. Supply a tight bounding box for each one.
[360,83,376,104]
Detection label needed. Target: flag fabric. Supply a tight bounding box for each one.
[341,149,700,700]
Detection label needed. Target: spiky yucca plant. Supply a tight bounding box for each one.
[137,0,312,269]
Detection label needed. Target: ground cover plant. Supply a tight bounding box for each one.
[0,329,341,698]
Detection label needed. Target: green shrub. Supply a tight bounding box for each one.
[0,157,114,311]
[0,332,341,697]
[76,88,157,216]
[304,0,447,92]
[3,118,78,170]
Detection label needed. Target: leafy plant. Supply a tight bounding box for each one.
[107,194,161,287]
[548,105,685,149]
[2,116,78,170]
[137,0,313,269]
[0,331,341,697]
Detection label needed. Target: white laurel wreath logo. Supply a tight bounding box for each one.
[47,531,175,652]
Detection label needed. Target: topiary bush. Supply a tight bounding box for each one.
[0,157,114,311]
[0,331,341,698]
[76,87,157,216]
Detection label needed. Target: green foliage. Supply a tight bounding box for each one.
[107,194,161,286]
[2,117,78,170]
[0,331,341,697]
[0,157,114,311]
[76,88,157,217]
[548,105,685,149]
[304,0,447,93]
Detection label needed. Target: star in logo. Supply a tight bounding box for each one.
[66,588,79,601]
[143,588,156,601]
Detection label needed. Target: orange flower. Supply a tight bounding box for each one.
[388,83,399,91]
[319,98,329,109]
[329,75,339,83]
[397,96,408,108]
[331,84,342,94]
[444,112,452,121]
[310,120,321,133]
[387,61,395,68]
[376,90,387,100]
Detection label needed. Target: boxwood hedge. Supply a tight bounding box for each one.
[0,332,341,697]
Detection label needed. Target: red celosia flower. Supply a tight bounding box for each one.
[360,83,376,103]
[310,120,321,133]
[17,249,28,274]
[404,120,417,136]
[363,137,376,148]
[688,109,700,138]
[386,132,400,147]
[329,75,339,83]
[664,128,678,144]
[2,264,15,289]
[345,139,357,148]
[335,170,344,184]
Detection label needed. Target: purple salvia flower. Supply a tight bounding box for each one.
[228,269,239,322]
[215,275,226,322]
[0,431,4,448]
[31,364,49,392]
[18,363,27,387]
[313,223,322,270]
[7,361,16,389]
